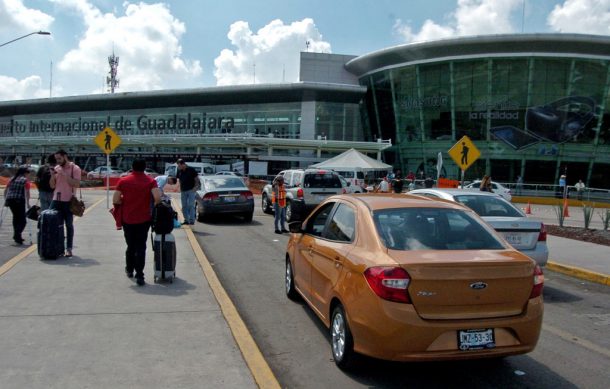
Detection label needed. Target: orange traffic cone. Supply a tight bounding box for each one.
[563,197,570,218]
[525,202,532,215]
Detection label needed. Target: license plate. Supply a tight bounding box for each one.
[315,195,326,201]
[458,329,495,351]
[503,233,522,245]
[223,196,237,202]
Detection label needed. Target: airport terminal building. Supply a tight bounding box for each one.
[1,33,610,187]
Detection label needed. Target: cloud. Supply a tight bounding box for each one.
[53,0,202,93]
[394,0,522,43]
[0,75,50,100]
[214,18,331,86]
[0,0,54,33]
[548,0,610,34]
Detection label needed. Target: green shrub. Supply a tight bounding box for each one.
[599,209,610,231]
[553,203,567,227]
[582,203,595,230]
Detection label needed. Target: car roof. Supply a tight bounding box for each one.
[335,193,469,211]
[411,188,502,197]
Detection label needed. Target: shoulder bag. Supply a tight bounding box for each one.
[69,166,85,217]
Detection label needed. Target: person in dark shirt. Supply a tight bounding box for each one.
[392,169,404,193]
[113,159,162,286]
[36,154,56,210]
[424,176,434,188]
[176,159,199,225]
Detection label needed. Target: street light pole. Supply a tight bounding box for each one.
[0,31,51,48]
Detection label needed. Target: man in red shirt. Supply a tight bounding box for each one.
[113,159,162,286]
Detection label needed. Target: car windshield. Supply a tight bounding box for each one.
[203,177,246,190]
[453,195,522,217]
[373,208,505,251]
[304,173,341,188]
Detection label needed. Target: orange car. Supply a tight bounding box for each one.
[285,194,543,368]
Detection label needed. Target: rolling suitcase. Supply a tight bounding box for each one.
[153,233,176,283]
[38,208,65,259]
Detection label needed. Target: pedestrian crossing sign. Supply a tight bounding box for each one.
[94,127,122,154]
[448,135,480,171]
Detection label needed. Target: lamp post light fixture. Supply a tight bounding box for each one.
[0,31,51,48]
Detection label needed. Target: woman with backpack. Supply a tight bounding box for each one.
[3,166,31,245]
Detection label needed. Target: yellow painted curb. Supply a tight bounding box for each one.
[0,197,104,278]
[512,196,610,208]
[173,199,280,389]
[546,261,610,286]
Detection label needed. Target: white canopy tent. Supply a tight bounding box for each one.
[310,148,392,172]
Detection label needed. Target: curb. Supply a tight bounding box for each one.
[546,261,610,286]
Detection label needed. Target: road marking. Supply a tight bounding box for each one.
[543,324,610,359]
[0,197,104,278]
[173,199,280,389]
[546,261,610,286]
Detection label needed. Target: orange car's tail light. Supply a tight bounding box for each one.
[529,265,544,299]
[296,188,304,198]
[538,223,547,242]
[364,267,411,304]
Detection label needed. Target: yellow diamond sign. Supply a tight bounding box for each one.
[94,127,122,154]
[448,135,481,171]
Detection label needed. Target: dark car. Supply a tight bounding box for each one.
[195,175,254,222]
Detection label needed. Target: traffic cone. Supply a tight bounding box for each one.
[525,202,532,215]
[563,197,570,218]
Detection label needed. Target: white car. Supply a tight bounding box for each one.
[409,188,548,267]
[462,180,512,201]
[87,166,123,179]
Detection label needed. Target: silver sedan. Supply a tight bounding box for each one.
[409,188,548,267]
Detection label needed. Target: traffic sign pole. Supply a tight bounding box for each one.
[106,153,110,209]
[461,169,465,189]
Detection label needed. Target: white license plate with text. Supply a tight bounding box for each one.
[458,329,495,351]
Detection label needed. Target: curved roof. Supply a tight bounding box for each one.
[345,33,610,77]
[0,82,366,116]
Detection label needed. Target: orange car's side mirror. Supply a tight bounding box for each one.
[289,221,304,234]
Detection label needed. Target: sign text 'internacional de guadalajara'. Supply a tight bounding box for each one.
[0,112,236,137]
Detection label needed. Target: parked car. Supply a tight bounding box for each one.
[261,169,345,222]
[119,168,159,178]
[462,180,512,201]
[86,166,123,179]
[409,189,548,266]
[195,175,254,222]
[285,194,544,368]
[215,170,242,176]
[332,169,366,193]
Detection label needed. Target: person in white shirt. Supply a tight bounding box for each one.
[574,179,586,200]
[378,176,390,193]
[154,175,177,194]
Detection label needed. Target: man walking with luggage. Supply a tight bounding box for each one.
[113,159,162,286]
[176,159,199,225]
[49,150,81,257]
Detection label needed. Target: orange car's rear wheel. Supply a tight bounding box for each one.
[331,304,356,369]
[285,258,299,300]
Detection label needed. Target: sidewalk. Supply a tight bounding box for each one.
[0,194,256,388]
[546,235,610,286]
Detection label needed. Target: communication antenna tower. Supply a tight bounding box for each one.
[106,51,119,93]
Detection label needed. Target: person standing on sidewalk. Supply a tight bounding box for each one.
[36,154,56,211]
[3,166,31,245]
[49,150,81,257]
[176,159,199,225]
[272,175,288,234]
[575,179,586,200]
[113,159,162,286]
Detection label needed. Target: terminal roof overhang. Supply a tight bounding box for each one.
[345,33,610,77]
[0,82,367,116]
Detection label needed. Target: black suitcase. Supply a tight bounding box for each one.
[38,209,65,259]
[153,233,176,283]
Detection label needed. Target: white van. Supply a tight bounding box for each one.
[332,169,366,193]
[164,162,215,177]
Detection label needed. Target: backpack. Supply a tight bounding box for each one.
[152,200,176,235]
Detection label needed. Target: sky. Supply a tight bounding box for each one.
[1,0,609,101]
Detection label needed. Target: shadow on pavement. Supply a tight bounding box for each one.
[38,255,101,267]
[128,276,196,296]
[543,285,583,304]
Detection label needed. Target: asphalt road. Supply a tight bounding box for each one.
[192,205,610,389]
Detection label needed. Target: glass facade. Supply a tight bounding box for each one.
[364,56,610,188]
